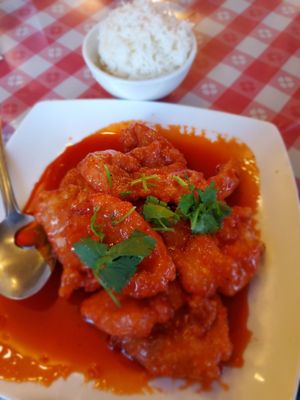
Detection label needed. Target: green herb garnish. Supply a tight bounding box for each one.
[130,174,158,192]
[173,175,189,188]
[142,196,180,232]
[111,206,136,225]
[90,207,105,241]
[119,191,133,198]
[177,182,231,234]
[73,230,156,307]
[104,164,112,189]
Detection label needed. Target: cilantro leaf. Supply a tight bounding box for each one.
[177,182,231,234]
[178,192,195,216]
[73,237,107,267]
[198,184,217,204]
[100,256,141,293]
[107,230,156,258]
[73,230,156,305]
[142,196,180,232]
[192,212,219,234]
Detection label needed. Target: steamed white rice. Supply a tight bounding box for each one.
[97,0,194,80]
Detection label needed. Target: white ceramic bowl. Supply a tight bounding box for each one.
[82,23,197,101]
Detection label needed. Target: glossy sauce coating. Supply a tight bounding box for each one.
[0,123,258,393]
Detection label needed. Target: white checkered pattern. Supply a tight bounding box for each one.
[236,37,268,57]
[208,63,240,86]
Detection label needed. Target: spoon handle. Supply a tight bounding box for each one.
[0,127,20,217]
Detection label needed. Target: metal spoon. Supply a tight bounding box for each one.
[0,128,52,299]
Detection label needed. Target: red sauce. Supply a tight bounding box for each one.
[0,122,258,393]
[223,287,252,368]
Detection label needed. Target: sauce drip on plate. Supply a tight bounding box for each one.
[0,123,259,393]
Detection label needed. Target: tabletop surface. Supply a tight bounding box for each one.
[1,0,300,202]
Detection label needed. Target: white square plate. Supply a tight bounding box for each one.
[1,100,299,400]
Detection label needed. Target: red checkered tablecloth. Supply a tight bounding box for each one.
[0,0,300,196]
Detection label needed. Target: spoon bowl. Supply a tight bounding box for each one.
[0,127,52,300]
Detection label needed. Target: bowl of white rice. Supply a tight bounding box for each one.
[82,0,197,100]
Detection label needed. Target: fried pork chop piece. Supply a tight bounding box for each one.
[119,123,240,199]
[120,123,187,170]
[86,194,176,298]
[161,219,192,253]
[78,154,238,205]
[127,158,240,203]
[34,169,100,298]
[208,158,240,200]
[111,296,232,382]
[76,124,191,201]
[80,284,183,338]
[76,147,196,202]
[77,124,240,204]
[121,123,162,151]
[77,150,139,194]
[217,206,265,296]
[34,176,176,299]
[78,151,206,203]
[174,234,229,298]
[173,206,264,298]
[129,168,206,203]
